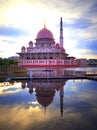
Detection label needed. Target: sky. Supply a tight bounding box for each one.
[0,0,97,59]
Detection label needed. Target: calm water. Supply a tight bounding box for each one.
[0,67,97,130]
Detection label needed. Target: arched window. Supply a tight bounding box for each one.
[49,56,53,59]
[27,57,30,59]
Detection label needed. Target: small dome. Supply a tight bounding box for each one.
[29,41,33,44]
[56,43,60,48]
[21,46,25,50]
[36,28,54,39]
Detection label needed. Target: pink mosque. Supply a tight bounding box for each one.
[17,17,87,68]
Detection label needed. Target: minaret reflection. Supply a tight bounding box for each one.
[21,79,66,117]
[60,87,64,117]
[28,80,33,94]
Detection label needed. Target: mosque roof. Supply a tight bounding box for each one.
[36,28,54,39]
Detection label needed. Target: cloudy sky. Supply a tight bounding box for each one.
[0,0,97,59]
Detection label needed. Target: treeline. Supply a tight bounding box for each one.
[0,58,18,65]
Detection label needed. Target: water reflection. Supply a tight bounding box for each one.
[0,68,97,130]
[28,68,86,78]
[21,79,66,117]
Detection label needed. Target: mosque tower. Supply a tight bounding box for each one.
[60,17,64,47]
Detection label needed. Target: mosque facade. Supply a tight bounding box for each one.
[17,17,87,68]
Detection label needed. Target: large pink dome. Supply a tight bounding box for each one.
[36,28,54,39]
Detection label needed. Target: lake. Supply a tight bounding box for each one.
[0,67,97,130]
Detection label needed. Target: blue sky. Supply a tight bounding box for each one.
[0,0,97,59]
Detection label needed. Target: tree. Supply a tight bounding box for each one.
[0,58,18,66]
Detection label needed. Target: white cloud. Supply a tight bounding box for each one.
[0,0,97,58]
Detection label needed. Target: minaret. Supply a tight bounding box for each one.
[60,17,63,47]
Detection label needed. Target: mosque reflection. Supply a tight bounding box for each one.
[28,68,86,78]
[21,79,66,117]
[21,69,86,117]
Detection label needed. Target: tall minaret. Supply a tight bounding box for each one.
[60,17,63,47]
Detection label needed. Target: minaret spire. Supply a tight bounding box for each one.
[44,19,46,28]
[60,17,63,47]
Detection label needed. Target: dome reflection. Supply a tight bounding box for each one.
[21,79,66,117]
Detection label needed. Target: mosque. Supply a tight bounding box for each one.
[17,17,87,68]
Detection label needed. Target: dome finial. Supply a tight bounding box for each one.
[44,19,46,28]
